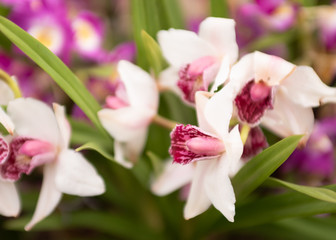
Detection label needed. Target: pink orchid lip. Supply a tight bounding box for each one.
[0,137,55,181]
[234,79,274,125]
[105,95,129,110]
[170,124,223,165]
[19,139,54,157]
[177,56,217,104]
[0,137,9,165]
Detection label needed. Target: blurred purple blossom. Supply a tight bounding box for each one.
[282,117,336,184]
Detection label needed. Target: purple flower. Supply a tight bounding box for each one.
[282,117,336,184]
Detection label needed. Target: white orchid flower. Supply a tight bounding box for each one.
[158,17,238,104]
[152,87,243,221]
[0,135,20,218]
[228,51,336,140]
[98,60,159,168]
[0,78,16,134]
[3,98,105,230]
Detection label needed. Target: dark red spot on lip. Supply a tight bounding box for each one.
[169,124,221,165]
[0,137,33,181]
[242,126,268,160]
[177,64,206,104]
[234,80,273,125]
[0,137,9,165]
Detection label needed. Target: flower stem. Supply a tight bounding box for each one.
[0,69,22,98]
[152,115,177,130]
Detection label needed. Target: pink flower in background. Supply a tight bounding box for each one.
[228,51,336,140]
[3,98,105,230]
[158,17,238,104]
[316,6,336,52]
[152,88,243,221]
[98,60,159,168]
[281,117,336,185]
[9,0,74,63]
[72,11,105,61]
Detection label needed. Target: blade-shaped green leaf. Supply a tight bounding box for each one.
[76,141,115,163]
[267,177,336,204]
[212,184,336,232]
[130,0,148,69]
[161,0,184,28]
[141,30,167,77]
[0,16,109,138]
[5,211,164,240]
[232,135,303,201]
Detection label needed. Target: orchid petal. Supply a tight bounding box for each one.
[184,161,212,219]
[159,67,182,96]
[281,66,336,107]
[0,178,20,217]
[0,81,14,105]
[151,160,194,196]
[204,86,235,138]
[195,91,215,133]
[229,53,255,93]
[262,90,314,140]
[25,163,62,231]
[55,149,105,196]
[7,98,61,146]
[254,51,295,86]
[210,55,230,93]
[113,127,147,168]
[204,157,235,222]
[53,103,71,148]
[198,17,238,64]
[98,106,153,142]
[114,141,133,169]
[118,60,158,109]
[222,125,244,175]
[158,29,216,67]
[0,107,14,135]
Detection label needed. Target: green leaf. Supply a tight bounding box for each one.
[232,135,303,201]
[161,0,184,28]
[141,30,167,77]
[212,184,336,232]
[76,141,116,164]
[245,217,336,240]
[130,0,148,69]
[5,211,163,240]
[210,0,229,18]
[0,16,109,138]
[267,177,336,204]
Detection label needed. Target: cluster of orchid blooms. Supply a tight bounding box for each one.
[1,0,336,232]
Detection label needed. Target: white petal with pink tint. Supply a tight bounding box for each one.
[98,106,154,142]
[118,60,159,109]
[151,160,194,196]
[7,98,61,146]
[184,160,212,219]
[158,29,216,68]
[114,141,133,169]
[204,157,235,222]
[204,86,235,138]
[262,90,314,139]
[0,107,14,135]
[159,67,182,95]
[198,17,238,64]
[25,162,62,231]
[195,91,216,134]
[253,51,295,86]
[0,178,20,217]
[53,103,71,148]
[55,149,105,196]
[229,53,255,93]
[281,66,336,107]
[0,81,14,105]
[210,55,230,93]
